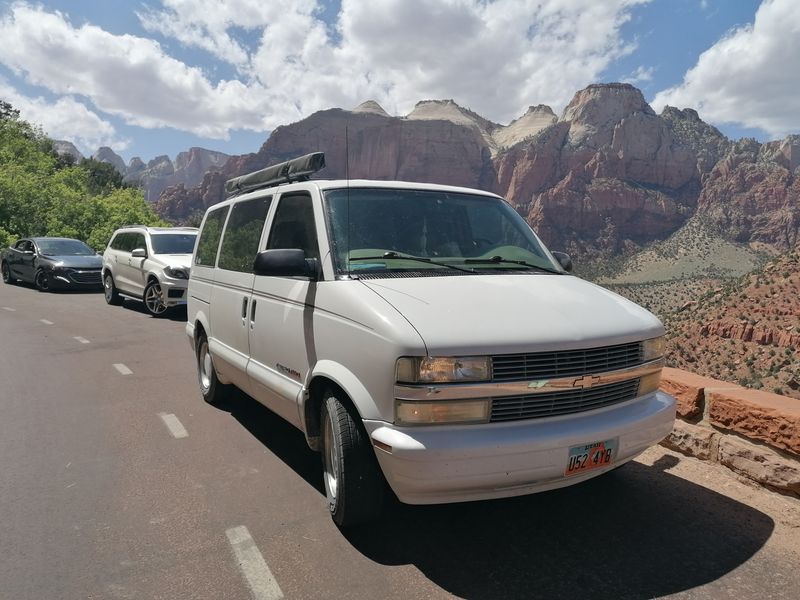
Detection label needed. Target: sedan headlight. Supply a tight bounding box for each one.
[396,356,492,383]
[643,336,665,361]
[164,266,189,279]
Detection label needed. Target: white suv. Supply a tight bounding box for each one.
[186,153,675,527]
[103,225,198,316]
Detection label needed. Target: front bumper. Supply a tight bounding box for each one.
[159,277,189,306]
[49,269,103,289]
[365,390,675,505]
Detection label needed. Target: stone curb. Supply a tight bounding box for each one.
[660,368,800,498]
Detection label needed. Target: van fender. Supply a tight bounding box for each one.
[302,360,382,450]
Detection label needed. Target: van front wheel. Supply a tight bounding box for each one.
[321,391,384,527]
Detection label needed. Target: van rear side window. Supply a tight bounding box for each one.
[195,206,229,267]
[218,196,272,272]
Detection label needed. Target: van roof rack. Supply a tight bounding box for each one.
[225,152,326,196]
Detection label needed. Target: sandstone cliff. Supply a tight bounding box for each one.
[147,84,798,253]
[697,136,800,249]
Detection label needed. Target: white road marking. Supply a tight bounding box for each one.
[40,319,53,325]
[226,526,284,600]
[158,413,188,439]
[73,336,90,344]
[2,306,16,312]
[113,363,133,375]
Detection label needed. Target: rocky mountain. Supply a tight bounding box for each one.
[149,83,799,254]
[71,146,231,201]
[697,136,800,248]
[663,244,800,399]
[53,140,83,162]
[93,146,127,174]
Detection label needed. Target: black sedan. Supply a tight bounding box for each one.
[1,237,103,291]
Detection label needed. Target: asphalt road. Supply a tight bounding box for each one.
[1,280,799,600]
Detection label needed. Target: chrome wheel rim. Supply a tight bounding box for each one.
[104,275,113,301]
[323,411,339,501]
[198,340,212,392]
[145,283,167,314]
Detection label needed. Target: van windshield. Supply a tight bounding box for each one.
[323,188,562,276]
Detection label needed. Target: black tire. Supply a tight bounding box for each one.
[196,332,233,405]
[321,390,384,527]
[1,261,15,285]
[103,273,123,305]
[143,279,169,317]
[34,268,51,292]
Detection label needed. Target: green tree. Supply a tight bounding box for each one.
[79,157,125,195]
[0,102,166,251]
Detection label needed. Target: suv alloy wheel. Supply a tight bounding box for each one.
[143,279,168,317]
[104,273,123,305]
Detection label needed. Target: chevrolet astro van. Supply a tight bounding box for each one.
[186,153,676,527]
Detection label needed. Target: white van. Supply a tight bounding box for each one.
[186,153,675,527]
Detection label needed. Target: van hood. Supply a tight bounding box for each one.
[360,274,664,355]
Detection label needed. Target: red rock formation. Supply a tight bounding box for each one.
[151,84,798,253]
[697,136,800,249]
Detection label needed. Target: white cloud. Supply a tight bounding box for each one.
[622,65,654,85]
[0,77,127,154]
[0,0,649,142]
[652,0,800,138]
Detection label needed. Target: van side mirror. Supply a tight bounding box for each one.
[254,249,319,279]
[131,248,147,258]
[552,251,573,273]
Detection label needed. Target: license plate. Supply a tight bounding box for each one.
[565,438,618,477]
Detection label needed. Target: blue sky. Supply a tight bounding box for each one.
[1,0,796,165]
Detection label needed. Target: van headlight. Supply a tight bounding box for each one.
[396,356,492,383]
[396,399,490,425]
[643,336,665,361]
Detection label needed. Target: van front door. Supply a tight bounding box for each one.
[248,192,321,428]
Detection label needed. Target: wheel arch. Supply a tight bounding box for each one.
[303,361,380,451]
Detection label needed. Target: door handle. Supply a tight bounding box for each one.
[250,300,257,329]
[241,297,248,326]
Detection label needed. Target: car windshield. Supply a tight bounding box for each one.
[37,239,95,256]
[150,233,197,254]
[324,188,562,276]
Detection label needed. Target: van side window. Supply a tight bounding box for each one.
[195,206,230,267]
[266,194,319,260]
[218,197,272,272]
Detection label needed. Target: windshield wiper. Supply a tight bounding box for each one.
[349,252,474,273]
[464,255,563,274]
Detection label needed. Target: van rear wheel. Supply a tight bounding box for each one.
[196,332,233,405]
[321,390,384,527]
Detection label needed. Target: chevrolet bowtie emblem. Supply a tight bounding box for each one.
[572,375,601,389]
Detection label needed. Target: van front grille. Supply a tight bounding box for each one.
[491,342,643,382]
[490,379,640,422]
